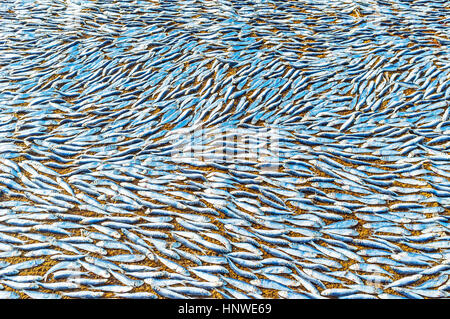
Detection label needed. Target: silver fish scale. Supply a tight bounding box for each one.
[0,0,449,299]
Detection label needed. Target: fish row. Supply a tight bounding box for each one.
[0,0,449,299]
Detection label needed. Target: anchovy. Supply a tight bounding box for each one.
[0,0,448,300]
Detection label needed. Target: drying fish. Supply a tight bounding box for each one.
[0,0,448,300]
